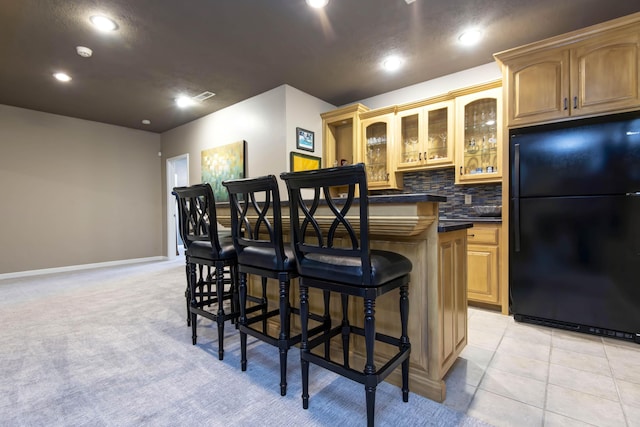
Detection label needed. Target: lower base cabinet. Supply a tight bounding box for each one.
[467,223,501,307]
[437,229,468,376]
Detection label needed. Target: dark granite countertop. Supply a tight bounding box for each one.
[439,216,502,224]
[217,192,447,207]
[438,221,474,233]
[367,193,447,204]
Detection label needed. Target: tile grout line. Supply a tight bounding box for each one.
[463,319,506,419]
[540,334,552,427]
[603,338,631,427]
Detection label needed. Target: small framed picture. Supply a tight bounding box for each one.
[296,127,314,152]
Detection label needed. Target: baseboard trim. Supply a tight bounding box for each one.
[0,256,167,280]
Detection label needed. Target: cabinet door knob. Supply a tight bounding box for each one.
[573,96,578,109]
[563,98,568,110]
[419,152,422,161]
[460,166,464,175]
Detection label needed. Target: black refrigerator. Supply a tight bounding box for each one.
[509,111,640,343]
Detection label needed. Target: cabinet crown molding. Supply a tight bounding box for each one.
[359,105,397,119]
[321,103,369,120]
[494,11,640,62]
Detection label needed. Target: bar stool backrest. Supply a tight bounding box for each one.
[172,183,223,253]
[280,163,373,285]
[223,175,289,270]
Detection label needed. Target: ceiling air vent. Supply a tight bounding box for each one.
[193,91,215,102]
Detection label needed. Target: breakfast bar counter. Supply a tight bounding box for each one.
[217,193,468,402]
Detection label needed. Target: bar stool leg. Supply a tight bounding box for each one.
[185,261,191,326]
[206,266,213,308]
[323,290,331,358]
[364,297,377,427]
[341,293,350,367]
[239,272,248,371]
[400,284,410,402]
[232,265,240,329]
[215,264,226,360]
[261,277,268,333]
[188,262,198,345]
[278,277,290,396]
[300,284,310,409]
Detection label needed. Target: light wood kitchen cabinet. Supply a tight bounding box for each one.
[396,100,454,171]
[438,229,468,376]
[454,83,503,185]
[467,223,501,306]
[321,103,369,197]
[360,107,402,190]
[495,15,640,128]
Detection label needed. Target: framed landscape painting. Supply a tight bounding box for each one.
[290,151,321,172]
[201,140,246,202]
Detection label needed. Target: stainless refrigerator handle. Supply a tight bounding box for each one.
[514,143,521,252]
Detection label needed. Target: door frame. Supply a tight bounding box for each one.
[166,153,189,260]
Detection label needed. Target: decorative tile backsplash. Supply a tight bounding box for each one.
[370,168,502,218]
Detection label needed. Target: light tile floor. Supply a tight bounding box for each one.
[443,307,640,427]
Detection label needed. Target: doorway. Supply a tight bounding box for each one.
[166,154,189,260]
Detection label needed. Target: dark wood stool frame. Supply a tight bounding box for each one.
[281,164,412,427]
[172,183,240,360]
[223,175,330,396]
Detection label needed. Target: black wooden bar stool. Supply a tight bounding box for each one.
[222,175,329,396]
[280,163,412,427]
[172,183,240,360]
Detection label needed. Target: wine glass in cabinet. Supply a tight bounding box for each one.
[454,85,503,184]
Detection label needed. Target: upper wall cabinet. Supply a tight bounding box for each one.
[321,103,369,197]
[360,107,402,190]
[495,14,640,128]
[454,84,503,185]
[396,100,455,171]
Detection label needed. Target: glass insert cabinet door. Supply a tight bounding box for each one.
[455,86,502,184]
[396,100,454,170]
[361,112,400,189]
[398,111,420,165]
[365,121,389,183]
[425,101,453,166]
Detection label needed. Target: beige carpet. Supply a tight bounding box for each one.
[0,259,492,426]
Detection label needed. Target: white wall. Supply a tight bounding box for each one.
[285,85,334,165]
[160,84,334,255]
[356,62,501,109]
[162,85,287,184]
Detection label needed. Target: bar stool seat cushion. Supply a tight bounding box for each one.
[299,249,412,286]
[238,247,297,272]
[188,240,236,260]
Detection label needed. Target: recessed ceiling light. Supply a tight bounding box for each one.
[175,95,195,108]
[53,72,72,82]
[382,56,403,72]
[141,119,151,125]
[306,0,329,8]
[90,15,118,31]
[458,29,482,46]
